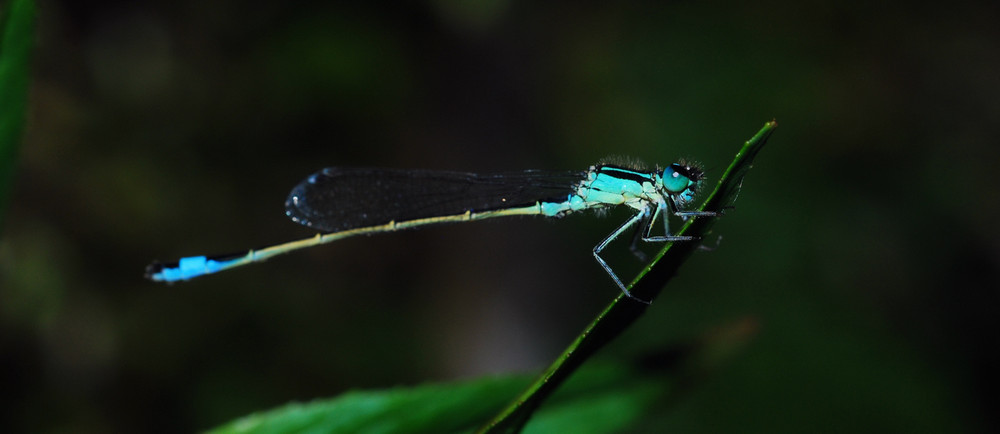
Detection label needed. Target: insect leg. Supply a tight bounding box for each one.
[594,209,651,304]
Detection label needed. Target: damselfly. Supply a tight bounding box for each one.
[146,163,716,302]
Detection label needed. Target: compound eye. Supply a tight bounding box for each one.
[661,164,693,193]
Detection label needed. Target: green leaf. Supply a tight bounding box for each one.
[209,374,533,434]
[209,317,759,434]
[479,121,777,433]
[0,0,34,230]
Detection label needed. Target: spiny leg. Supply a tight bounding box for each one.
[594,199,723,303]
[593,197,725,303]
[643,200,700,242]
[628,206,654,262]
[628,199,707,256]
[594,209,651,304]
[675,210,717,218]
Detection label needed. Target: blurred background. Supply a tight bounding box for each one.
[2,0,997,432]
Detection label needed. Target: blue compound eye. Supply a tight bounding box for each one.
[661,164,693,193]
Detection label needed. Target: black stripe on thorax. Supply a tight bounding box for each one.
[594,164,656,184]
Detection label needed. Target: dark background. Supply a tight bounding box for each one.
[2,1,997,432]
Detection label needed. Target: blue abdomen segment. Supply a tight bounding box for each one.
[147,255,242,282]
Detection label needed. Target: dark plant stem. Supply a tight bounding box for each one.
[479,120,778,433]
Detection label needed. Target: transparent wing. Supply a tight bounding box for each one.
[285,167,587,232]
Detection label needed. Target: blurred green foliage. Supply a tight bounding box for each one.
[0,0,33,227]
[2,1,997,433]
